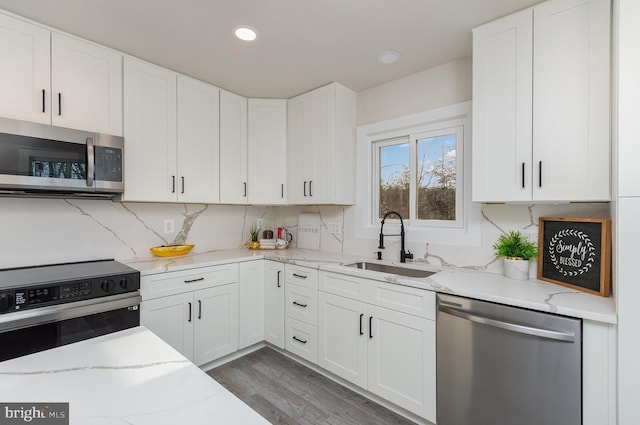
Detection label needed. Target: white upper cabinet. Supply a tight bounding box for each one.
[532,0,610,201]
[51,33,122,136]
[123,57,177,202]
[220,90,248,204]
[124,58,220,203]
[287,82,356,205]
[472,0,610,202]
[0,13,122,135]
[248,99,287,204]
[176,75,220,204]
[0,13,50,125]
[472,9,533,202]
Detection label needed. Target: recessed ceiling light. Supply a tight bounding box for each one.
[377,50,401,65]
[234,26,258,42]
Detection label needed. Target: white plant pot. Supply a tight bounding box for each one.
[503,257,530,281]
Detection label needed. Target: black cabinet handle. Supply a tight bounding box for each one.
[58,93,61,116]
[292,273,307,279]
[359,313,364,336]
[521,162,525,188]
[538,161,542,187]
[184,277,204,283]
[277,270,281,288]
[309,180,313,197]
[293,301,308,308]
[42,89,45,113]
[243,182,247,197]
[181,176,185,194]
[281,183,284,198]
[369,316,373,339]
[172,176,176,193]
[198,300,202,319]
[303,181,307,196]
[188,302,192,322]
[292,336,307,344]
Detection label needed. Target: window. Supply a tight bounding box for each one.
[356,102,480,246]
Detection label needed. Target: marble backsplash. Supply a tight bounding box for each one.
[0,197,610,276]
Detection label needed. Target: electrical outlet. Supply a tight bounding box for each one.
[256,218,264,229]
[163,219,175,234]
[327,222,342,234]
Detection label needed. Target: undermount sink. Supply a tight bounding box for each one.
[344,262,436,278]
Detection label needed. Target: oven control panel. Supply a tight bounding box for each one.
[0,272,139,314]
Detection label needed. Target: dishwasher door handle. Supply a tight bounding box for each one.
[439,305,576,342]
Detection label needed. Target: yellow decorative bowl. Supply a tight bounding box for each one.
[150,244,195,257]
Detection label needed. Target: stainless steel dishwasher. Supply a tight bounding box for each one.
[436,293,582,425]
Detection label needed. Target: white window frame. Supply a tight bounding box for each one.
[356,101,481,246]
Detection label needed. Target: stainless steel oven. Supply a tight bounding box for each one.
[0,259,140,362]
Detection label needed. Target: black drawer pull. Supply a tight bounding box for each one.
[292,336,307,344]
[359,313,364,336]
[292,273,307,279]
[293,301,308,308]
[184,277,204,283]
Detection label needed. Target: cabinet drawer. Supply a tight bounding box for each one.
[285,265,318,289]
[285,283,317,326]
[368,280,435,320]
[319,271,368,300]
[285,317,317,364]
[141,263,239,300]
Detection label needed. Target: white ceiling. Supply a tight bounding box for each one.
[0,0,540,98]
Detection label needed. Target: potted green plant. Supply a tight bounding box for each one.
[248,224,260,249]
[493,230,539,280]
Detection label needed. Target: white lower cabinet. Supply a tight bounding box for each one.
[284,265,319,364]
[140,264,239,366]
[264,261,285,348]
[318,271,436,422]
[238,260,264,349]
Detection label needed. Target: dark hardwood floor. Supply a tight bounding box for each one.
[207,347,418,425]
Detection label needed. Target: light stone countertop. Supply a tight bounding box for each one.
[0,326,270,425]
[124,248,617,324]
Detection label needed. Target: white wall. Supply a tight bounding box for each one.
[356,57,472,126]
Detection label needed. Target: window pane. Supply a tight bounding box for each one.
[378,142,409,219]
[416,134,456,220]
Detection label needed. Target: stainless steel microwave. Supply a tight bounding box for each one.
[0,117,124,198]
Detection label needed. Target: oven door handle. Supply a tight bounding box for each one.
[0,293,141,334]
[86,137,95,187]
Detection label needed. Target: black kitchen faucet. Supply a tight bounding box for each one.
[378,211,413,263]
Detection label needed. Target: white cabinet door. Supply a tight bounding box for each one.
[123,57,177,202]
[141,292,194,362]
[287,83,355,205]
[0,13,50,124]
[219,90,248,204]
[177,75,220,203]
[51,33,122,136]
[532,0,610,201]
[264,261,285,349]
[472,9,533,202]
[248,98,287,204]
[193,284,238,366]
[318,291,368,388]
[238,261,264,349]
[367,305,436,422]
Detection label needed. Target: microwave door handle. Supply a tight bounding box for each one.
[86,137,95,187]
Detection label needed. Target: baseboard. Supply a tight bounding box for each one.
[199,341,267,372]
